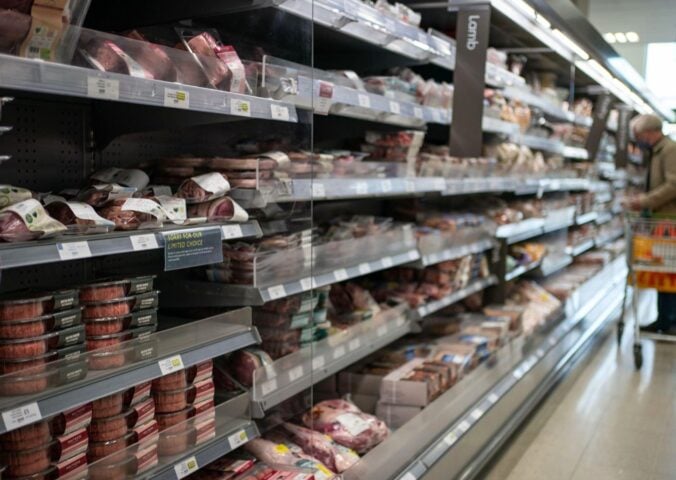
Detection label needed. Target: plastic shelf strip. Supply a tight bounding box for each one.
[413,276,498,320]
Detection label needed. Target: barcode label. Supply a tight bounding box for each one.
[289,366,304,382]
[221,225,243,239]
[470,408,483,420]
[2,403,42,432]
[348,338,361,351]
[158,355,184,375]
[413,107,424,119]
[488,393,499,404]
[270,104,290,121]
[174,456,199,479]
[228,429,249,450]
[267,285,287,300]
[130,234,159,251]
[231,99,251,117]
[312,182,326,198]
[300,277,313,291]
[87,77,119,100]
[164,88,189,109]
[355,182,368,195]
[389,101,401,114]
[405,180,415,192]
[381,180,393,193]
[334,269,349,281]
[333,345,346,359]
[458,420,471,432]
[382,257,394,268]
[57,241,92,260]
[358,263,371,275]
[408,250,418,261]
[443,431,457,446]
[312,355,325,369]
[357,94,371,108]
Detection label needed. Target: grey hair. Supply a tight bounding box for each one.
[630,114,663,134]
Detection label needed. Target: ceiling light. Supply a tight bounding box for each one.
[626,32,640,43]
[604,33,616,43]
[615,32,627,43]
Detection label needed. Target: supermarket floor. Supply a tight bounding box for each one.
[481,290,676,480]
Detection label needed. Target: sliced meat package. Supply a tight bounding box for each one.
[80,36,152,78]
[76,184,137,208]
[97,198,165,231]
[90,168,150,190]
[0,185,34,208]
[281,422,360,473]
[187,197,248,223]
[45,198,116,234]
[0,199,67,242]
[176,172,230,204]
[302,399,388,453]
[227,348,273,388]
[123,30,178,82]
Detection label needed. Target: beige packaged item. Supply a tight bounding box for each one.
[376,402,423,429]
[20,4,64,61]
[379,358,442,407]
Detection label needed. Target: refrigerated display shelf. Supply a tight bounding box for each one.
[596,211,614,226]
[517,134,565,155]
[575,211,598,225]
[251,305,411,417]
[505,261,541,281]
[566,239,595,257]
[502,86,590,127]
[412,275,498,320]
[0,55,298,123]
[0,309,259,434]
[160,248,421,307]
[595,228,624,248]
[0,222,262,271]
[344,256,627,480]
[413,237,495,268]
[562,146,589,160]
[496,207,577,245]
[139,394,259,480]
[531,254,574,278]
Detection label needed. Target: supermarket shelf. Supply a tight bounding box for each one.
[161,248,421,307]
[531,255,574,278]
[251,305,411,417]
[575,211,598,225]
[0,221,262,271]
[505,261,541,281]
[414,237,495,268]
[345,257,627,480]
[517,134,565,155]
[596,211,614,226]
[412,276,498,320]
[0,54,298,123]
[562,146,589,160]
[566,239,595,257]
[445,177,517,195]
[141,394,259,480]
[484,63,527,89]
[496,218,546,244]
[502,86,582,125]
[482,117,520,136]
[595,228,624,248]
[0,309,259,435]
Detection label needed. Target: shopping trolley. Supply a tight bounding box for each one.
[618,212,676,369]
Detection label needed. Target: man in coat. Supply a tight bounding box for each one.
[626,114,676,333]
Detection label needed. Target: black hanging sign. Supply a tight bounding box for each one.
[585,93,612,161]
[615,106,631,168]
[449,0,491,158]
[163,227,223,271]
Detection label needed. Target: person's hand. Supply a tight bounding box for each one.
[622,195,644,210]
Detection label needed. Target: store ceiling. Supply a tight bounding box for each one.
[587,0,676,45]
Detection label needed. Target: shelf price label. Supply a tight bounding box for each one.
[2,402,42,432]
[228,429,249,450]
[334,269,349,282]
[355,182,368,195]
[164,88,190,109]
[87,77,119,100]
[270,104,290,121]
[382,257,394,268]
[381,179,393,193]
[57,241,92,260]
[312,182,326,199]
[288,366,304,382]
[300,277,313,291]
[389,101,401,115]
[408,250,418,261]
[333,345,346,359]
[158,355,185,375]
[413,107,424,119]
[267,285,287,300]
[174,456,199,479]
[458,420,471,432]
[400,473,417,480]
[231,99,252,117]
[443,431,457,447]
[312,355,326,370]
[130,234,159,251]
[377,325,388,337]
[487,393,499,404]
[221,224,243,240]
[358,263,371,275]
[357,94,371,108]
[260,378,278,396]
[348,338,361,351]
[470,408,483,420]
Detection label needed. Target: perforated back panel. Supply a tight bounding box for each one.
[0,97,90,191]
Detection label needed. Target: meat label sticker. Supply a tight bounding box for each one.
[130,234,159,251]
[158,355,185,375]
[174,456,199,479]
[288,365,304,382]
[57,241,92,261]
[389,101,401,115]
[357,94,371,109]
[87,77,119,100]
[267,285,287,300]
[228,429,249,450]
[221,225,243,240]
[164,88,190,109]
[2,402,42,432]
[311,182,326,199]
[336,413,371,436]
[230,99,251,117]
[270,104,290,121]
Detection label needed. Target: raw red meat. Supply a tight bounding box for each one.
[243,438,299,465]
[0,1,32,13]
[176,173,229,203]
[282,422,359,473]
[0,211,37,242]
[302,399,388,453]
[124,30,178,82]
[97,199,154,231]
[82,38,134,76]
[187,197,248,222]
[0,9,30,52]
[183,32,229,89]
[227,348,273,387]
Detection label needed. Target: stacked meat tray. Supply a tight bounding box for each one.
[0,0,638,478]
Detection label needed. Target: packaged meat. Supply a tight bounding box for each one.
[0,291,78,322]
[88,454,137,480]
[154,406,192,431]
[282,422,360,473]
[176,29,230,89]
[0,9,31,53]
[0,358,86,396]
[176,173,230,204]
[80,37,151,78]
[151,195,187,225]
[87,398,155,441]
[157,414,215,456]
[252,310,312,329]
[82,291,159,319]
[0,185,33,208]
[84,309,157,336]
[51,404,93,437]
[302,399,389,453]
[123,30,178,82]
[123,381,151,408]
[187,197,248,223]
[97,198,164,231]
[76,184,136,208]
[92,392,125,419]
[1,441,53,477]
[80,276,155,303]
[0,420,52,451]
[0,1,33,13]
[87,420,158,461]
[152,379,214,413]
[44,200,115,234]
[0,199,67,242]
[0,307,82,339]
[152,369,188,392]
[227,348,273,388]
[86,330,133,351]
[0,324,85,359]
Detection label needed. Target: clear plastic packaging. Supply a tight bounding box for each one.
[0,324,85,360]
[0,356,87,396]
[83,310,157,336]
[79,276,155,303]
[152,379,215,414]
[87,398,155,442]
[81,291,159,319]
[0,307,83,339]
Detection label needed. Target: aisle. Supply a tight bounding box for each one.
[481,291,676,480]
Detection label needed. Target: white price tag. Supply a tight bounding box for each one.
[432,109,443,123]
[413,106,424,119]
[57,241,92,260]
[261,378,278,396]
[174,456,199,479]
[358,263,371,275]
[267,285,287,300]
[470,408,483,420]
[2,403,42,432]
[312,182,326,199]
[348,338,361,351]
[488,393,499,404]
[389,101,401,115]
[230,99,251,117]
[513,368,523,379]
[130,234,159,251]
[300,277,313,291]
[408,250,418,261]
[405,180,415,192]
[164,88,190,109]
[355,182,368,195]
[87,77,119,100]
[377,325,388,337]
[334,269,349,282]
[289,366,304,382]
[433,178,446,191]
[400,473,417,480]
[381,179,393,193]
[382,257,394,268]
[458,420,471,432]
[270,104,290,121]
[333,345,346,359]
[357,94,371,108]
[228,429,249,450]
[443,431,457,447]
[312,355,326,370]
[158,355,185,375]
[221,225,243,240]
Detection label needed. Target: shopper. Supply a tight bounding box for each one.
[625,113,676,333]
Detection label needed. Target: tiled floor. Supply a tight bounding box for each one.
[481,291,676,480]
